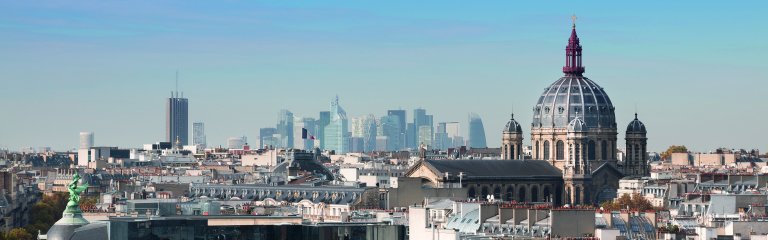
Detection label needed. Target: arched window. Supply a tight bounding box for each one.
[601,140,608,160]
[518,186,527,202]
[543,186,551,203]
[506,186,515,201]
[468,187,476,199]
[574,186,581,205]
[531,186,539,202]
[634,144,640,162]
[588,140,596,160]
[574,143,580,172]
[556,141,565,160]
[493,187,501,199]
[481,186,489,200]
[543,141,550,160]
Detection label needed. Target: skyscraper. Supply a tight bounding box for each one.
[79,132,94,150]
[276,109,294,149]
[387,110,406,150]
[434,122,449,150]
[293,117,316,151]
[166,92,189,145]
[324,96,349,154]
[193,122,206,147]
[351,115,377,152]
[78,132,93,167]
[444,122,461,148]
[378,115,401,151]
[317,111,330,149]
[259,127,278,148]
[468,113,487,148]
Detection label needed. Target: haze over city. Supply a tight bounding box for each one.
[1,1,766,152]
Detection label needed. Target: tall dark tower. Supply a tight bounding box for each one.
[624,113,648,177]
[501,113,524,159]
[166,90,188,145]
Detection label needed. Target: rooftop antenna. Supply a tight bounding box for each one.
[175,70,179,98]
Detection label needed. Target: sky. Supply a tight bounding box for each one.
[0,1,766,153]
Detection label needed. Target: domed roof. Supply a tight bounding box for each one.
[567,116,587,132]
[532,76,616,129]
[626,113,646,133]
[504,113,523,133]
[531,24,617,130]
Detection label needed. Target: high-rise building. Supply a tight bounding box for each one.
[79,132,94,150]
[324,96,349,154]
[387,110,406,149]
[317,111,330,149]
[418,125,433,147]
[166,92,189,145]
[468,113,487,148]
[377,115,400,151]
[78,132,94,167]
[445,122,461,148]
[293,117,316,151]
[193,122,206,147]
[276,109,294,149]
[259,128,277,148]
[411,109,426,148]
[351,115,377,152]
[434,122,449,150]
[227,137,246,149]
[406,123,416,150]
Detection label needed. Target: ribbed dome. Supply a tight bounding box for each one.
[626,113,646,133]
[532,76,616,129]
[567,117,587,132]
[504,114,523,133]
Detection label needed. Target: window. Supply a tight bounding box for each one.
[601,140,608,160]
[535,141,540,159]
[556,141,565,160]
[543,141,550,160]
[588,140,596,160]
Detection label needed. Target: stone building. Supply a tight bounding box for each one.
[497,22,650,205]
[406,160,564,204]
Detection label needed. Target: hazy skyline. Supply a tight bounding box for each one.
[1,1,766,152]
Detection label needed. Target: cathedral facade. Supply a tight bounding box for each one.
[501,23,649,205]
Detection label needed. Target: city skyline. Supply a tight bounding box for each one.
[1,1,767,152]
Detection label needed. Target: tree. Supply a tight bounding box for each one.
[600,193,656,211]
[661,145,688,160]
[5,228,33,240]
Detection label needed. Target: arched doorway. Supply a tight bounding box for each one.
[518,186,527,202]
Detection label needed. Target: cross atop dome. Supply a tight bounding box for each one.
[571,14,577,28]
[563,16,585,76]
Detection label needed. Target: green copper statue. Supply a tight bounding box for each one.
[65,172,89,213]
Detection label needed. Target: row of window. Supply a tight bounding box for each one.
[534,139,615,161]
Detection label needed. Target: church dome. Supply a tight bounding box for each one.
[567,117,587,132]
[626,113,646,133]
[531,25,616,130]
[504,113,523,133]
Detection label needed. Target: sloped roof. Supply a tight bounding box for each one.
[421,160,562,179]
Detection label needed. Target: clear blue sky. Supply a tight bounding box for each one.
[1,1,766,152]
